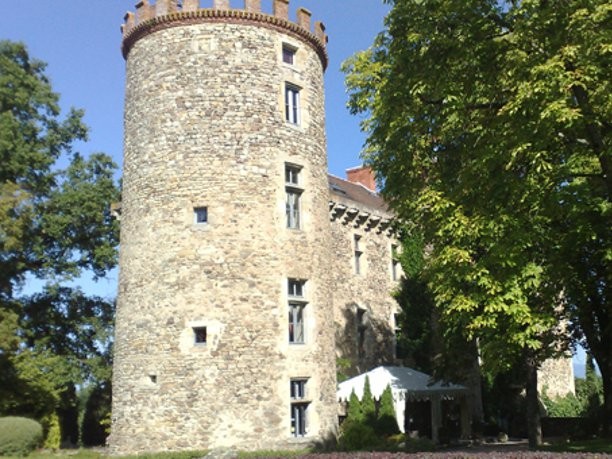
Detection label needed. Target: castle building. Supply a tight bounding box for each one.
[110,1,573,454]
[110,0,400,454]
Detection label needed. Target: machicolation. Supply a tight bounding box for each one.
[121,0,328,66]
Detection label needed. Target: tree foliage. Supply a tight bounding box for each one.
[344,0,611,437]
[0,40,119,439]
[376,384,400,436]
[362,376,377,422]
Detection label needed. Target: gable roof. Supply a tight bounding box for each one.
[328,174,389,214]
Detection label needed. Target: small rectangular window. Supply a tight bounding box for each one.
[285,165,302,229]
[285,165,301,186]
[282,44,296,65]
[194,207,208,224]
[285,84,300,125]
[354,235,363,275]
[290,379,307,399]
[290,379,309,437]
[356,308,366,359]
[288,279,307,344]
[391,244,401,281]
[193,326,207,344]
[394,313,405,359]
[286,192,300,229]
[288,278,305,297]
[291,403,308,437]
[288,303,305,344]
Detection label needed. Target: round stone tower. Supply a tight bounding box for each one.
[110,0,337,453]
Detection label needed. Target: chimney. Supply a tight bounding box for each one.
[346,165,376,192]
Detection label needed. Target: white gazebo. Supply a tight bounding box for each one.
[337,366,470,443]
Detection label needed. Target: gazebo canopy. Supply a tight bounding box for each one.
[337,365,467,402]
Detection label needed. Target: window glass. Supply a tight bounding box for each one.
[285,84,300,125]
[193,326,207,344]
[194,207,208,224]
[282,45,296,65]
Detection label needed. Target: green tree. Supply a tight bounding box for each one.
[376,384,400,436]
[0,40,119,439]
[347,390,364,423]
[343,0,610,443]
[395,232,484,421]
[362,376,376,423]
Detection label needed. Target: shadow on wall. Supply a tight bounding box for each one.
[336,303,396,379]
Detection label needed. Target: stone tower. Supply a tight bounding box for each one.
[110,0,337,453]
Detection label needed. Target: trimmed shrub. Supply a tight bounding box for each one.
[338,419,382,451]
[42,412,61,450]
[0,416,43,456]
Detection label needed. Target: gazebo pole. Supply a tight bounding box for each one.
[430,394,441,444]
[460,395,471,439]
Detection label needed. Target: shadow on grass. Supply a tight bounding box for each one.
[540,438,612,454]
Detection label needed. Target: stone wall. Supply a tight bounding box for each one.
[538,356,576,398]
[329,186,401,377]
[110,4,337,454]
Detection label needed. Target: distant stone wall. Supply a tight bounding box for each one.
[110,3,337,454]
[538,355,575,398]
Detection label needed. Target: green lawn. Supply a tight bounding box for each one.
[542,438,612,454]
[3,450,208,459]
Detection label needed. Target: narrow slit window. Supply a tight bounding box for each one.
[391,244,401,280]
[285,84,300,125]
[354,235,363,275]
[357,308,366,359]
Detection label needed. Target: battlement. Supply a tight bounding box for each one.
[121,0,328,67]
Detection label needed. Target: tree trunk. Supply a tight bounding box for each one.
[601,359,612,437]
[526,357,542,448]
[467,339,484,422]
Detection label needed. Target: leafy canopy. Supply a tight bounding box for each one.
[0,40,119,430]
[343,0,610,432]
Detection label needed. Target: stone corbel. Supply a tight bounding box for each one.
[366,215,381,231]
[342,208,359,226]
[354,211,370,228]
[329,202,347,221]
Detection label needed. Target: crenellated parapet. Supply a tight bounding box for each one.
[121,0,328,67]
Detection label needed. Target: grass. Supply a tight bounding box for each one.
[237,450,311,458]
[541,438,612,454]
[2,449,208,459]
[4,439,610,458]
